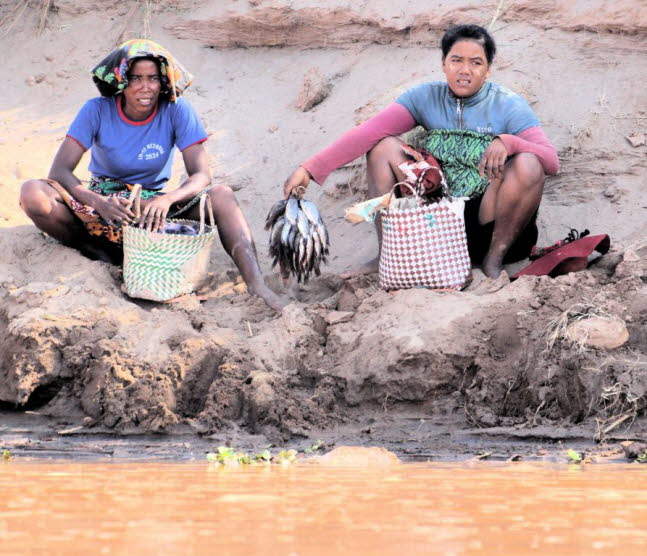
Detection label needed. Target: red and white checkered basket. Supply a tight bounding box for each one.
[378,187,472,291]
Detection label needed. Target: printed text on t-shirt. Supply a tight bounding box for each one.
[138,143,165,161]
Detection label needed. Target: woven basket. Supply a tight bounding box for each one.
[122,186,217,301]
[378,184,471,291]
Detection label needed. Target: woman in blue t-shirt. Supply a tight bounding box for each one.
[19,39,283,311]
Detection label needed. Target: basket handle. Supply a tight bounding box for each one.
[126,184,142,219]
[198,193,215,234]
[383,181,419,215]
[393,181,417,198]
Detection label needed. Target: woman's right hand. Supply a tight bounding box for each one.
[283,166,311,199]
[96,196,136,227]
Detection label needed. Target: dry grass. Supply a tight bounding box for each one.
[328,160,367,199]
[598,91,647,121]
[113,3,140,48]
[0,0,28,37]
[586,352,647,441]
[346,160,368,197]
[141,0,155,39]
[1,0,56,38]
[599,382,640,415]
[487,0,507,31]
[112,0,161,48]
[37,0,51,36]
[544,300,612,353]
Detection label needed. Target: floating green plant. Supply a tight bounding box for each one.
[206,446,293,466]
[304,440,325,454]
[567,449,583,463]
[277,449,297,464]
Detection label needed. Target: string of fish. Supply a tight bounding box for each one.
[265,196,330,283]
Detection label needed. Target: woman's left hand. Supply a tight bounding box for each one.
[139,195,173,232]
[478,137,508,180]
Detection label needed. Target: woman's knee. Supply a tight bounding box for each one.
[367,136,405,163]
[208,184,235,203]
[508,153,545,187]
[206,185,238,215]
[19,179,52,215]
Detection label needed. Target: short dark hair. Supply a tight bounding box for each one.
[441,24,496,65]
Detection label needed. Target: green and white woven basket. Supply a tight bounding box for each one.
[123,190,217,302]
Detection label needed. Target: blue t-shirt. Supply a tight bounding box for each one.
[396,81,539,136]
[67,96,207,189]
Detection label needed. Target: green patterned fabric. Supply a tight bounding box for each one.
[424,129,494,198]
[89,178,160,200]
[123,218,216,301]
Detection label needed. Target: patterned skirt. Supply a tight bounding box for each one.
[424,129,494,198]
[48,177,202,245]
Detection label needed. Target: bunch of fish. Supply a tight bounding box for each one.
[265,196,330,282]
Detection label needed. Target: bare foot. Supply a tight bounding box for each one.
[468,270,510,295]
[249,283,287,313]
[340,256,380,279]
[482,254,504,279]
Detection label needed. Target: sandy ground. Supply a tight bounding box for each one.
[0,0,645,460]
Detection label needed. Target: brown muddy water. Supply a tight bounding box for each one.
[1,461,646,555]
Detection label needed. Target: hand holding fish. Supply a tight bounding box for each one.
[283,166,311,199]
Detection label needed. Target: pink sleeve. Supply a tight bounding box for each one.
[302,103,417,185]
[498,127,559,175]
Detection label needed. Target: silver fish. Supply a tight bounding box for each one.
[302,236,310,265]
[296,209,310,239]
[288,227,298,257]
[313,230,321,260]
[292,233,300,270]
[265,199,288,231]
[313,224,328,256]
[299,199,322,225]
[317,222,330,253]
[285,196,299,225]
[283,229,295,274]
[306,241,312,269]
[300,237,309,281]
[270,216,285,248]
[305,234,314,269]
[281,221,292,246]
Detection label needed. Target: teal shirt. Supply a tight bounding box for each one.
[396,81,539,136]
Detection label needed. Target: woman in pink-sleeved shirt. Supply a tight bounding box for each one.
[283,24,559,279]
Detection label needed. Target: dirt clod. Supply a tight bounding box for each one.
[294,67,331,112]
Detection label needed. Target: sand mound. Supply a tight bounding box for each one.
[2,223,645,441]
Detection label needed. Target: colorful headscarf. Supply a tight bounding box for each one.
[91,39,193,102]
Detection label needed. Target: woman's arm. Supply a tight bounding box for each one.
[139,143,211,231]
[48,137,135,226]
[165,143,212,204]
[498,127,559,175]
[284,103,417,197]
[49,138,93,203]
[303,103,417,184]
